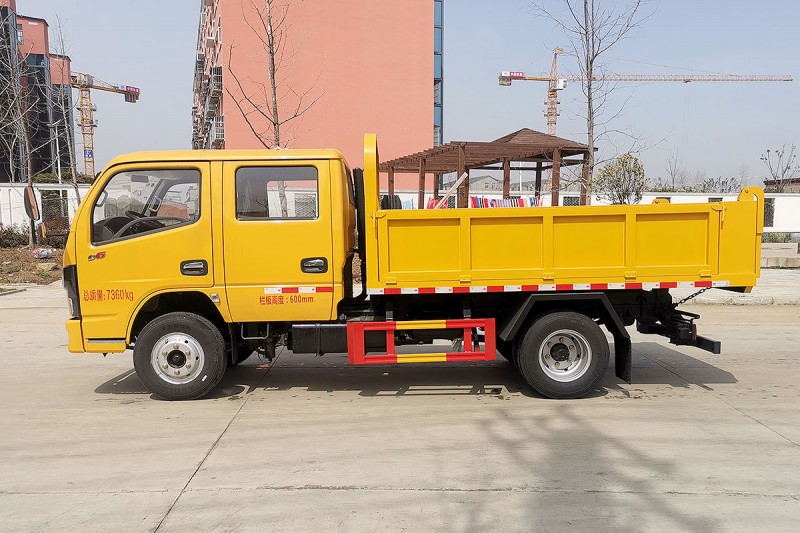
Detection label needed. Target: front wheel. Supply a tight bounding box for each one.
[516,311,609,399]
[133,312,227,400]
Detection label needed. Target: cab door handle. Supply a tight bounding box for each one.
[181,260,208,276]
[301,257,328,274]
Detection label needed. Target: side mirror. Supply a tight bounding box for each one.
[24,185,40,221]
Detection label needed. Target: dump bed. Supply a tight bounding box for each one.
[362,135,763,294]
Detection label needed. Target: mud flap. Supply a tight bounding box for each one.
[613,331,632,383]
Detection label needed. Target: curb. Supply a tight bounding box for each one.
[0,288,27,297]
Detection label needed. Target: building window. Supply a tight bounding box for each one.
[433,0,444,147]
[764,198,775,228]
[16,23,23,44]
[562,196,579,206]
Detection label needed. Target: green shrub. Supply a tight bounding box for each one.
[762,232,791,243]
[32,172,60,184]
[0,224,29,248]
[32,171,94,184]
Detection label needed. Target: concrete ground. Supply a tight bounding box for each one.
[1,285,799,532]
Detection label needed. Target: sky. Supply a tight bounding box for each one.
[23,0,800,182]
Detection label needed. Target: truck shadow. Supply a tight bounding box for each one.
[93,342,736,400]
[93,368,252,400]
[628,341,738,390]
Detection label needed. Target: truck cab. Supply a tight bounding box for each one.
[64,149,357,390]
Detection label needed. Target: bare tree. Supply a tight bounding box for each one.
[663,151,687,190]
[0,10,43,246]
[695,175,742,193]
[533,0,650,195]
[737,163,750,186]
[761,144,798,193]
[1,12,76,246]
[0,10,31,184]
[47,15,80,202]
[224,0,323,216]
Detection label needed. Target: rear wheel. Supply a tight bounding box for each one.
[133,312,227,400]
[516,311,609,399]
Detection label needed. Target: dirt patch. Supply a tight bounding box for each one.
[0,247,63,285]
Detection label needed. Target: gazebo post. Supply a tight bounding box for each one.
[551,149,561,207]
[580,152,589,205]
[433,173,440,201]
[535,162,543,201]
[388,166,395,197]
[457,143,467,208]
[502,158,510,199]
[418,158,426,209]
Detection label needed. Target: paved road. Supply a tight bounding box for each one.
[1,286,799,532]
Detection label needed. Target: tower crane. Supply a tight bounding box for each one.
[499,48,793,136]
[70,72,140,177]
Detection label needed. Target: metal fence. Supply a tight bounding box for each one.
[40,189,72,236]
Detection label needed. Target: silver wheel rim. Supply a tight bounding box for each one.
[538,329,592,382]
[151,333,205,385]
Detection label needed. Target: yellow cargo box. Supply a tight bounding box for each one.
[362,134,763,294]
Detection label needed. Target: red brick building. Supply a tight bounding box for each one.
[192,0,443,182]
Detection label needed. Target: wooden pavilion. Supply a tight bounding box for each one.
[379,128,592,208]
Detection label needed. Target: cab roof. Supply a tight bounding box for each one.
[105,148,346,168]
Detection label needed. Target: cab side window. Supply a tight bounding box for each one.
[236,166,318,220]
[91,169,201,244]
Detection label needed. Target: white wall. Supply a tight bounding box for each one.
[0,184,91,229]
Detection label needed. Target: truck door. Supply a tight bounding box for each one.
[222,160,335,322]
[75,163,212,345]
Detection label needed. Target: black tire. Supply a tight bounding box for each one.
[133,312,227,400]
[380,194,402,210]
[516,311,609,399]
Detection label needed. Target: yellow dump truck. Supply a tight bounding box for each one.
[63,135,764,400]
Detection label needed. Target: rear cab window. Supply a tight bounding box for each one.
[235,166,319,220]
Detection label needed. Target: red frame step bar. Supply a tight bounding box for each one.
[346,318,497,365]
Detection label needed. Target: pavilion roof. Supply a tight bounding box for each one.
[379,128,590,173]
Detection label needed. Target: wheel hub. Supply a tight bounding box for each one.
[550,343,570,361]
[151,334,205,385]
[539,330,593,383]
[167,351,187,368]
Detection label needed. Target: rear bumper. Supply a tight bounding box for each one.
[65,319,85,353]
